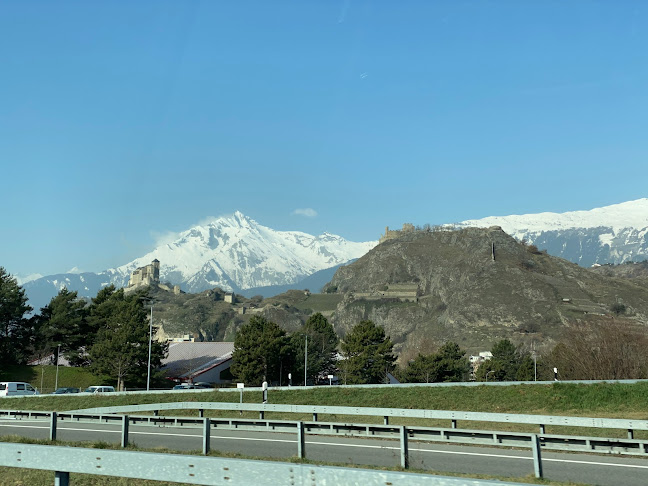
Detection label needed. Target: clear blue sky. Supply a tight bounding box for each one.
[1,1,647,277]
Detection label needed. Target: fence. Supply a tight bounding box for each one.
[63,400,648,438]
[6,408,648,478]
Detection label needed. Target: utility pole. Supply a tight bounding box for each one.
[304,335,308,386]
[147,306,153,391]
[532,341,537,381]
[55,344,61,391]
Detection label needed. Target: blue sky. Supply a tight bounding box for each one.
[1,1,647,277]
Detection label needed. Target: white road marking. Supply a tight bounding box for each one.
[3,422,648,470]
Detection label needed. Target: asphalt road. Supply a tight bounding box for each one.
[2,419,648,486]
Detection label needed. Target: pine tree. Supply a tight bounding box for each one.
[87,288,167,390]
[37,288,88,365]
[403,341,469,383]
[0,267,34,365]
[290,312,339,385]
[339,320,395,384]
[230,315,290,386]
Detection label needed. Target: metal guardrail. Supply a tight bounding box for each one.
[4,409,648,457]
[5,408,648,479]
[3,378,648,399]
[0,442,529,486]
[63,400,648,436]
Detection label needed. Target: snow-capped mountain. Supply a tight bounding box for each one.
[23,212,377,310]
[107,211,376,292]
[457,198,648,266]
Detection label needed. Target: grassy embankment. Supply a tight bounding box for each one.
[4,381,648,438]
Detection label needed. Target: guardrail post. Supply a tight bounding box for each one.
[203,418,210,455]
[531,434,543,478]
[539,424,546,434]
[259,411,264,419]
[628,429,634,439]
[121,415,129,448]
[312,413,318,422]
[384,416,389,425]
[54,471,70,486]
[451,419,457,429]
[199,409,204,418]
[49,412,57,441]
[153,410,159,417]
[399,426,409,469]
[297,421,305,459]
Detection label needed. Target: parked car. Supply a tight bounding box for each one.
[84,386,115,393]
[172,384,196,390]
[52,387,80,394]
[0,382,39,397]
[193,382,213,389]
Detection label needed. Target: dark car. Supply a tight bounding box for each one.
[52,387,80,394]
[193,382,213,389]
[172,384,196,390]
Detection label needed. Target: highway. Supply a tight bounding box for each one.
[2,419,648,486]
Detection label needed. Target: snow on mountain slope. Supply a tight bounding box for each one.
[459,199,648,233]
[108,212,377,292]
[458,198,648,266]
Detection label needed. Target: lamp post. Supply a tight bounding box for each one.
[147,306,153,391]
[304,335,308,387]
[55,344,61,391]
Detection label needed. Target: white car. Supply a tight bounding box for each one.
[84,386,115,393]
[0,382,39,397]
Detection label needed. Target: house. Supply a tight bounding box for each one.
[161,342,234,384]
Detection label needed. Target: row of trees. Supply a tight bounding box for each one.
[5,266,648,386]
[0,268,166,389]
[231,315,397,386]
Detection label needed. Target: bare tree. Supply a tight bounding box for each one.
[549,318,648,380]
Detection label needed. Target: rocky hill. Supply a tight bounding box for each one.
[147,286,312,343]
[590,261,648,288]
[325,227,648,361]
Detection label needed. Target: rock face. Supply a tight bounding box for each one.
[327,227,648,361]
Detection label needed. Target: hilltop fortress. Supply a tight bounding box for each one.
[125,259,181,295]
[379,223,416,243]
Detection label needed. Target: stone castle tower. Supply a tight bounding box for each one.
[127,259,160,289]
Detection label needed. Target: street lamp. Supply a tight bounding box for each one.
[55,344,61,391]
[147,306,153,391]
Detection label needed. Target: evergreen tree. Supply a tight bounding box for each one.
[37,288,88,365]
[87,289,167,390]
[231,315,290,386]
[403,341,469,383]
[290,312,339,385]
[475,339,524,381]
[339,320,395,384]
[0,267,34,364]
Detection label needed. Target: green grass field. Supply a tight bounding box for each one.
[4,380,648,438]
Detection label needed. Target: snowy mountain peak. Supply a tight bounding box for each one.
[111,212,377,293]
[458,198,648,266]
[459,198,648,233]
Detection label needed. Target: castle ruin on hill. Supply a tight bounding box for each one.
[379,223,415,243]
[126,259,181,295]
[128,259,160,288]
